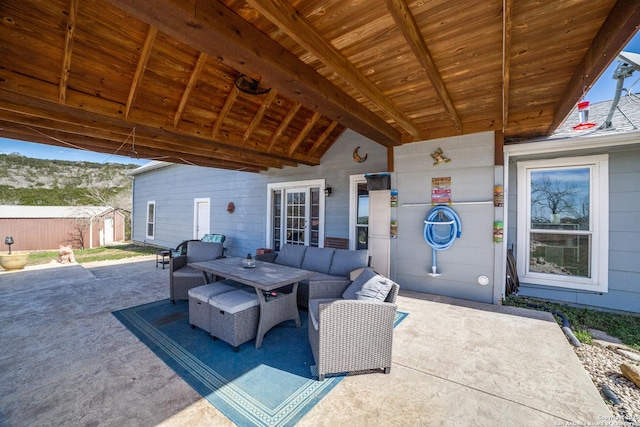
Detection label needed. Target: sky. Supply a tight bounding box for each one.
[1,33,639,165]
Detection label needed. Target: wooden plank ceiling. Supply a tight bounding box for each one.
[1,0,638,171]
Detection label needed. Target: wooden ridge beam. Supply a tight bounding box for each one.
[547,0,640,134]
[384,0,462,133]
[104,0,401,147]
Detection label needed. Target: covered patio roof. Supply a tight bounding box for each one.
[1,0,638,171]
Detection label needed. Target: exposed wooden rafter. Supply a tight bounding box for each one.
[105,0,401,147]
[547,0,640,134]
[243,90,278,144]
[384,0,462,133]
[174,52,208,128]
[59,0,78,104]
[212,85,239,139]
[307,121,338,160]
[289,112,321,156]
[502,0,512,130]
[268,102,301,153]
[0,88,302,171]
[247,0,423,140]
[125,25,157,119]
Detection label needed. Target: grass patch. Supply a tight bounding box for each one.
[505,295,640,351]
[26,243,159,265]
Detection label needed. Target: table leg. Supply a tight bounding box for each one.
[254,282,301,349]
[201,271,211,284]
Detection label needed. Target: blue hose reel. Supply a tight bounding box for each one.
[423,205,462,276]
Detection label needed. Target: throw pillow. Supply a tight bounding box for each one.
[356,274,394,302]
[342,268,377,300]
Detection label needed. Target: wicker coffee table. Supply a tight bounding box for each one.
[189,257,314,349]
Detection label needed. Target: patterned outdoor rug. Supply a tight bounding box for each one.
[113,299,407,426]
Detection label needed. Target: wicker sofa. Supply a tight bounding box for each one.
[169,241,224,303]
[255,244,369,308]
[308,268,399,381]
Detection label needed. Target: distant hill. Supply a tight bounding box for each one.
[0,153,138,206]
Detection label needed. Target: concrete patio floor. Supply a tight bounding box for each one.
[0,257,610,426]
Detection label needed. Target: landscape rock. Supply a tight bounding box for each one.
[620,363,640,388]
[588,328,623,344]
[617,348,640,363]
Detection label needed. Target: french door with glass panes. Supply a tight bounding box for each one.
[268,180,324,251]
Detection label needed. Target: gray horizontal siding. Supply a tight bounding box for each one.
[131,130,387,257]
[393,132,497,303]
[510,143,640,313]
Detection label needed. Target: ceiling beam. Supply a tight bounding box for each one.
[243,90,278,144]
[125,25,157,119]
[59,0,78,104]
[306,121,337,160]
[547,0,640,134]
[502,0,512,129]
[104,0,401,147]
[268,102,301,153]
[0,122,265,172]
[383,0,462,134]
[247,0,422,140]
[0,88,302,169]
[289,112,321,157]
[212,85,239,139]
[174,52,208,128]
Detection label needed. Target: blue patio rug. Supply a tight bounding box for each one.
[113,299,408,427]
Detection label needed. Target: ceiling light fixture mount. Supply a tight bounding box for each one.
[234,74,271,95]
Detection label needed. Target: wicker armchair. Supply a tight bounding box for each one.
[169,241,224,303]
[308,281,399,381]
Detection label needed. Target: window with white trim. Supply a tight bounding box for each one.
[146,201,156,240]
[516,155,608,292]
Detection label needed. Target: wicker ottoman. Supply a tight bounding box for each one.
[209,289,259,352]
[188,281,238,332]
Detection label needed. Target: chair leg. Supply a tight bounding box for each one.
[384,367,391,374]
[318,374,325,381]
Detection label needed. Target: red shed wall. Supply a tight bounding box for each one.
[0,212,125,251]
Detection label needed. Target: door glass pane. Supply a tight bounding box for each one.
[310,188,320,247]
[273,190,282,251]
[356,182,369,250]
[529,233,591,277]
[530,168,590,230]
[285,190,306,245]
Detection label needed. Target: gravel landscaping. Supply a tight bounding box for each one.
[573,342,640,426]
